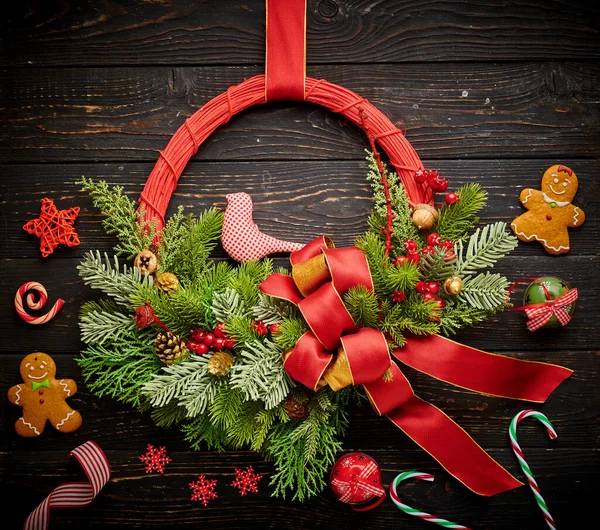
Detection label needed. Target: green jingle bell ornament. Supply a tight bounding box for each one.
[522,276,576,330]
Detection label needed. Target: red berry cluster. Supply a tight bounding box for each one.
[416,281,445,308]
[414,169,460,206]
[187,322,236,356]
[253,320,280,336]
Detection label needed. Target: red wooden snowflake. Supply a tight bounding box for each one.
[230,466,262,496]
[139,444,171,474]
[23,197,80,258]
[189,475,218,506]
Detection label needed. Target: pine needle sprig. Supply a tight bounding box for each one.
[273,318,309,351]
[457,272,510,311]
[78,251,153,307]
[440,305,490,336]
[151,401,189,427]
[344,286,379,328]
[384,261,420,294]
[437,183,487,242]
[182,414,227,451]
[252,293,300,325]
[419,247,457,282]
[78,177,156,258]
[455,222,518,276]
[79,307,139,345]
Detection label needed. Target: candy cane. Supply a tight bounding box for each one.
[390,471,471,529]
[509,410,558,530]
[15,282,64,325]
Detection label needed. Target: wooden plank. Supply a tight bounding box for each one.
[1,351,597,452]
[1,160,597,257]
[1,447,597,529]
[1,160,597,352]
[1,63,599,162]
[2,0,599,66]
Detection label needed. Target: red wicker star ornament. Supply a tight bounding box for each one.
[23,198,80,257]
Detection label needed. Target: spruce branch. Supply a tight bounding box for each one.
[455,222,518,276]
[385,261,420,293]
[182,414,227,451]
[212,288,246,323]
[344,286,379,328]
[457,272,510,311]
[79,307,138,345]
[437,183,487,242]
[79,177,156,258]
[273,318,309,351]
[355,232,389,295]
[252,293,300,325]
[230,339,293,410]
[78,251,153,307]
[419,247,457,282]
[151,401,189,427]
[440,305,490,336]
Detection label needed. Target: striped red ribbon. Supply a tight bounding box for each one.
[24,441,111,530]
[330,461,385,504]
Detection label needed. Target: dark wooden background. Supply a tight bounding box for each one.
[1,1,599,528]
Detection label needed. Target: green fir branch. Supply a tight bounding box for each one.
[437,183,487,242]
[355,232,389,295]
[78,251,153,307]
[252,293,300,325]
[212,288,246,323]
[229,260,274,309]
[79,177,156,258]
[151,401,189,427]
[230,339,293,410]
[77,329,160,407]
[182,414,227,451]
[344,286,379,328]
[273,318,309,351]
[419,247,457,282]
[457,272,510,311]
[79,308,139,345]
[455,222,518,276]
[440,305,490,336]
[384,260,420,294]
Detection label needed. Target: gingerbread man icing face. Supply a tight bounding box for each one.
[541,164,578,203]
[20,352,56,382]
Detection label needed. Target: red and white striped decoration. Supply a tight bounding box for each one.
[15,281,64,325]
[509,410,558,530]
[524,288,578,332]
[24,440,111,530]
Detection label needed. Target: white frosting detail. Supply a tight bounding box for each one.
[511,223,569,252]
[28,372,48,380]
[522,189,533,204]
[19,418,40,435]
[59,379,71,397]
[15,385,22,405]
[56,410,76,430]
[543,193,569,207]
[549,184,566,195]
[573,207,581,226]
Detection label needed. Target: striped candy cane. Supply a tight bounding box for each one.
[15,281,64,325]
[390,471,471,529]
[24,440,111,530]
[509,410,558,530]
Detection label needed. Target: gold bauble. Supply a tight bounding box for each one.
[411,204,439,230]
[134,248,158,275]
[444,276,463,295]
[155,272,180,293]
[207,351,234,377]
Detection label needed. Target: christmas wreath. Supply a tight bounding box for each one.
[76,0,571,503]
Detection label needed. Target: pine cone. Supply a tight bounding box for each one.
[207,351,233,377]
[155,272,180,293]
[155,331,189,365]
[286,395,309,420]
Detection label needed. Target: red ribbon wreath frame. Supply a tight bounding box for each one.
[137,0,572,497]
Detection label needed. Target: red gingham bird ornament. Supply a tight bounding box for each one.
[221,192,305,262]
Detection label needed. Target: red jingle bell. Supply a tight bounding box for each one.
[330,452,385,511]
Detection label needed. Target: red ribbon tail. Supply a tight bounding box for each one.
[387,397,523,496]
[364,363,522,496]
[395,335,572,403]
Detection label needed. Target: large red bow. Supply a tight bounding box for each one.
[525,288,578,331]
[259,237,572,497]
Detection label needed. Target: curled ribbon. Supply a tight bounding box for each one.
[524,289,578,332]
[260,237,573,497]
[331,460,385,510]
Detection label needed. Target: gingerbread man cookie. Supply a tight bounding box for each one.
[7,352,82,437]
[511,165,585,255]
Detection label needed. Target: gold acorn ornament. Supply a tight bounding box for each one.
[411,204,439,230]
[444,276,463,295]
[134,247,158,275]
[155,272,180,293]
[207,351,234,377]
[155,331,189,365]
